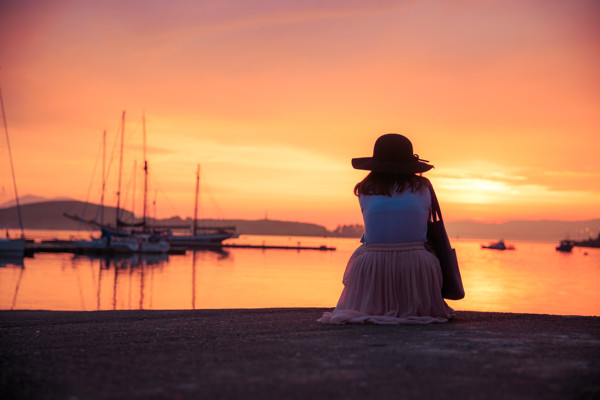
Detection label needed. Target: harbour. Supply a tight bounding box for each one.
[2,232,599,316]
[2,3,600,399]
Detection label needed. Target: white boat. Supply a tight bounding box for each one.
[0,238,26,256]
[74,236,107,252]
[69,112,169,255]
[136,233,170,253]
[169,227,236,247]
[166,165,237,248]
[75,232,170,254]
[108,236,141,253]
[68,116,230,253]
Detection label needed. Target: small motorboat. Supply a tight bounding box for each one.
[481,240,515,250]
[556,240,575,252]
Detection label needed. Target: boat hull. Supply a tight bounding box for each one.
[75,235,170,254]
[556,240,574,252]
[0,239,26,257]
[169,232,234,247]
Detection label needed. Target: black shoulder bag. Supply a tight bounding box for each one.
[426,182,465,300]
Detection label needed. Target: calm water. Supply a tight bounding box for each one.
[1,230,599,316]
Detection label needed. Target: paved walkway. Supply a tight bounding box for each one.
[1,309,599,399]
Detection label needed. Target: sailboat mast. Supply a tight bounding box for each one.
[153,189,157,222]
[131,160,137,220]
[115,111,125,229]
[0,83,24,238]
[142,112,148,230]
[193,164,200,236]
[100,129,106,225]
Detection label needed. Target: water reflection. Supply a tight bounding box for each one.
[71,253,169,310]
[1,236,599,316]
[191,249,230,309]
[0,255,24,268]
[446,240,600,316]
[66,249,232,311]
[0,255,25,310]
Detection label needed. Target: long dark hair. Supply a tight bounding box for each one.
[354,172,428,196]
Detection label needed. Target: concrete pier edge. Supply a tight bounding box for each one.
[1,308,599,399]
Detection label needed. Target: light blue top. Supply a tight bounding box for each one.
[359,187,431,244]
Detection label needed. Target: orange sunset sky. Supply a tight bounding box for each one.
[1,0,599,229]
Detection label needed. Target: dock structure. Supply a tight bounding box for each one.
[24,240,336,254]
[222,243,336,251]
[26,240,77,253]
[24,241,186,255]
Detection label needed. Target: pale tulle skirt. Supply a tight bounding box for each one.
[318,243,454,325]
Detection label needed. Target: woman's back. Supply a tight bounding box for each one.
[318,133,454,325]
[359,186,430,244]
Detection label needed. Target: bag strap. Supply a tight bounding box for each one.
[423,178,443,223]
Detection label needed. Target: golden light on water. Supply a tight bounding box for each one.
[2,235,599,316]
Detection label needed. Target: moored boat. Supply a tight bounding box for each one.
[481,240,515,250]
[0,237,26,256]
[556,240,575,252]
[68,112,171,255]
[74,230,170,254]
[168,226,237,247]
[74,237,109,253]
[574,234,600,249]
[165,164,236,248]
[136,232,170,253]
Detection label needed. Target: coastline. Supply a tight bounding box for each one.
[1,308,599,399]
[2,201,600,241]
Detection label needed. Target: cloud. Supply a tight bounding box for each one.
[157,137,347,179]
[2,0,599,223]
[522,169,600,192]
[432,160,600,207]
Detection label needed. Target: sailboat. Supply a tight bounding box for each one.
[0,83,26,257]
[72,128,113,253]
[71,111,169,254]
[136,113,170,253]
[111,112,170,254]
[167,164,236,247]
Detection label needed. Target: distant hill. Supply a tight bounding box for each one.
[1,200,599,241]
[445,219,600,242]
[0,201,135,231]
[0,201,330,237]
[0,194,74,208]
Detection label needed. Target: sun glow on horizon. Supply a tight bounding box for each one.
[1,1,599,229]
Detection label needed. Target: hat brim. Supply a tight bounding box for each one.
[352,157,434,174]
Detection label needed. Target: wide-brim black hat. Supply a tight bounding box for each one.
[352,133,433,174]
